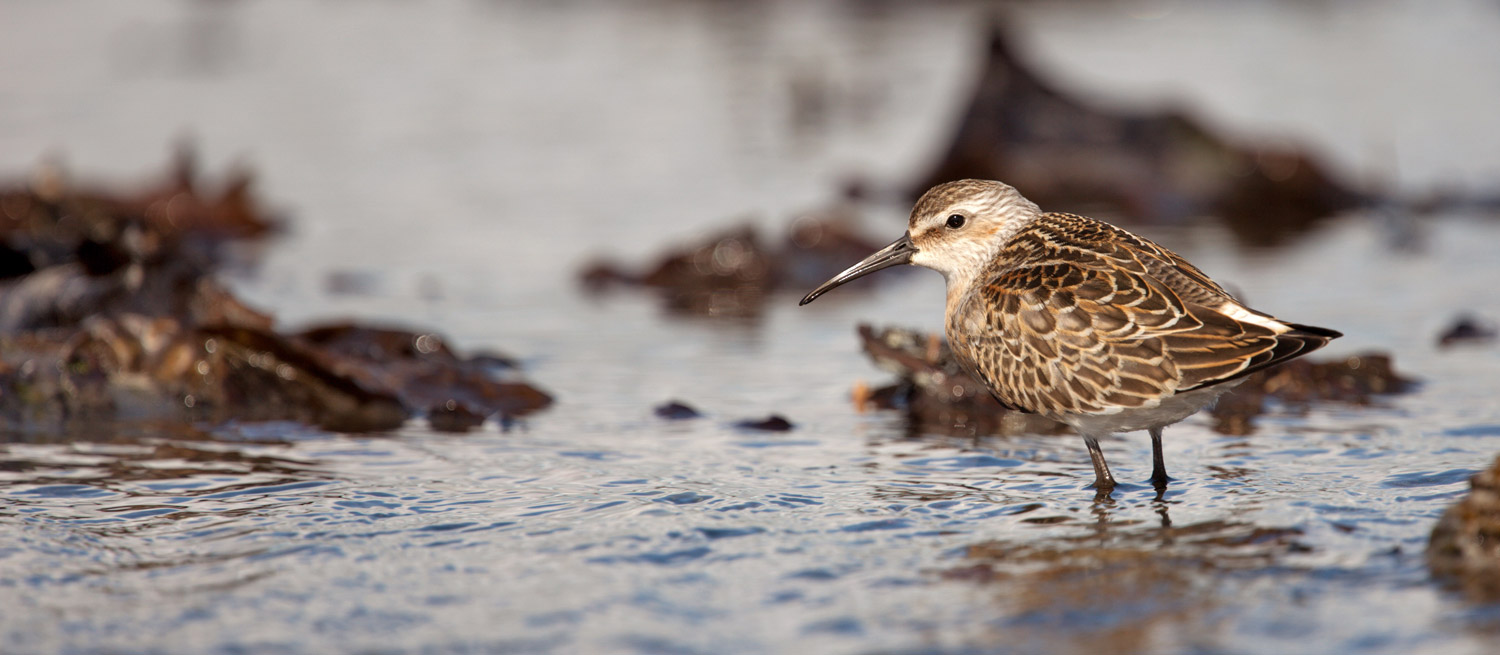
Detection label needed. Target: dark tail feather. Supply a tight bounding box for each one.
[1255,323,1341,371]
[1240,328,1335,380]
[1287,323,1343,340]
[1179,322,1342,392]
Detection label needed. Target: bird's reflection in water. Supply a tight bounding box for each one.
[1087,488,1167,524]
[952,485,1305,652]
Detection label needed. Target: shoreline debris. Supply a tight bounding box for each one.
[0,152,550,434]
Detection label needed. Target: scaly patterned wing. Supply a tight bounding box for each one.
[1040,212,1237,307]
[954,259,1285,419]
[1030,214,1338,388]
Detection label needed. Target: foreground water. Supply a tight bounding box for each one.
[5,212,1499,654]
[3,1,1500,653]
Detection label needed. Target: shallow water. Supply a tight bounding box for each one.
[4,1,1500,654]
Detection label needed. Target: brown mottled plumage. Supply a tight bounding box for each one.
[801,179,1341,493]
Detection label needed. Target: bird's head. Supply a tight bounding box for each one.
[799,179,1040,305]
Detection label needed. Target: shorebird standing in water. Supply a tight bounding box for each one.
[800,179,1341,493]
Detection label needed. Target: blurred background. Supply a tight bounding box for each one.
[5,0,1497,338]
[4,1,1500,653]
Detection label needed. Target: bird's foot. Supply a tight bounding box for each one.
[1086,476,1118,497]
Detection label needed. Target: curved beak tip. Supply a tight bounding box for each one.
[796,235,914,307]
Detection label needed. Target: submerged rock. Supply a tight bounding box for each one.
[854,324,1413,438]
[1209,353,1417,435]
[654,401,703,420]
[1437,314,1496,348]
[913,22,1363,246]
[734,415,795,432]
[1429,455,1500,601]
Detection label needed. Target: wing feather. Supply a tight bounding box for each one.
[947,213,1339,419]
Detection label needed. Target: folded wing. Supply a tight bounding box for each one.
[955,214,1340,418]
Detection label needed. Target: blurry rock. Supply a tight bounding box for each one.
[734,415,795,431]
[914,22,1362,246]
[468,350,521,371]
[191,324,411,432]
[856,325,1413,438]
[0,258,274,334]
[1437,314,1496,348]
[776,207,899,292]
[0,316,408,432]
[0,155,551,434]
[1429,455,1500,601]
[1214,148,1363,247]
[0,147,277,277]
[654,400,703,420]
[578,261,635,292]
[640,226,772,318]
[0,149,280,334]
[298,323,458,362]
[295,323,553,422]
[1209,353,1417,435]
[428,400,487,433]
[580,207,896,318]
[581,226,770,317]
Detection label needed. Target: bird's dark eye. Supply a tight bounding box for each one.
[945,214,966,229]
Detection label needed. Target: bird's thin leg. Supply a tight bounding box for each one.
[1083,435,1116,492]
[1149,426,1171,490]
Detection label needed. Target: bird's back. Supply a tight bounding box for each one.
[946,212,1340,423]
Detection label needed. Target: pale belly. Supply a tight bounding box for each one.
[1061,381,1242,437]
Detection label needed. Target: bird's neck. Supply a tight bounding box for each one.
[937,230,1014,313]
[944,273,974,317]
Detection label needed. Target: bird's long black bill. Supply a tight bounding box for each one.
[798,234,915,306]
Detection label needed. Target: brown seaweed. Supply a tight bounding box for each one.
[0,154,550,434]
